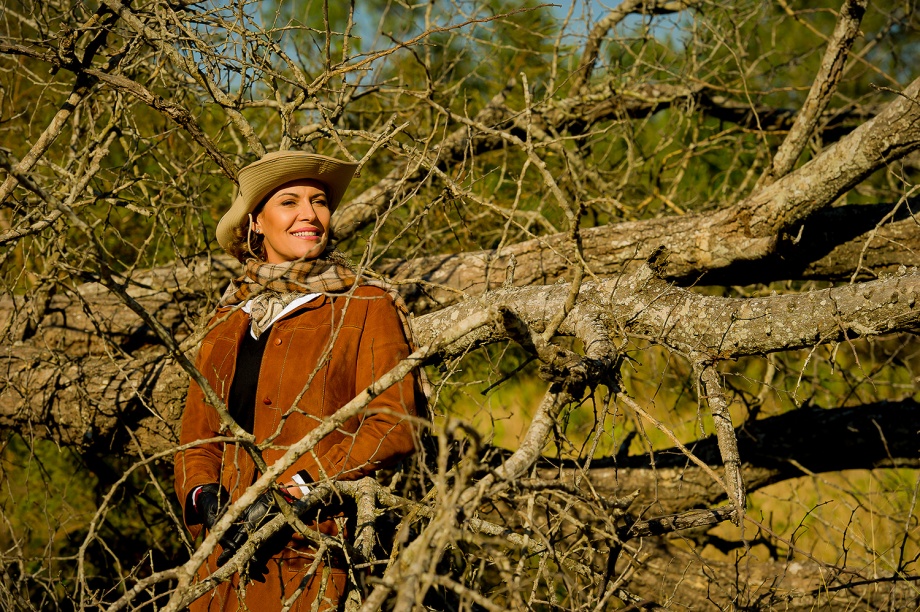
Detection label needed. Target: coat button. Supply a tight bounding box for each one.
[263,398,272,405]
[274,338,283,346]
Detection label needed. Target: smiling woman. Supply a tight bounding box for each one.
[174,151,422,611]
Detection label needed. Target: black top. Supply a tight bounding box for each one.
[227,327,270,434]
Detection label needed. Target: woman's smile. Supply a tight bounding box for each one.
[291,229,322,239]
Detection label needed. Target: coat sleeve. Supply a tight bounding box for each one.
[174,365,225,537]
[302,291,419,483]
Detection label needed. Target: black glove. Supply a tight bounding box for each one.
[216,488,293,567]
[186,483,229,529]
[246,523,295,582]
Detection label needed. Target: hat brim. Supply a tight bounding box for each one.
[216,151,358,252]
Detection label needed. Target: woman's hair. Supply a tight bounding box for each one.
[224,200,337,264]
[225,203,266,263]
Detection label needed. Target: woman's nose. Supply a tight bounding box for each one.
[297,200,317,221]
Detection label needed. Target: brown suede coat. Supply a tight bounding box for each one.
[174,285,418,611]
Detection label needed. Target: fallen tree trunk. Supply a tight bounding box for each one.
[1,266,916,459]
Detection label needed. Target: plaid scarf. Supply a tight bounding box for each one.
[219,252,417,348]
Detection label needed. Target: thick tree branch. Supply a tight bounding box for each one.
[417,268,920,359]
[382,204,920,308]
[759,0,868,186]
[618,74,920,279]
[331,79,883,243]
[693,360,745,523]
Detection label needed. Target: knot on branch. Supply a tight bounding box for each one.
[646,245,670,275]
[536,345,610,397]
[624,506,738,539]
[499,306,617,398]
[56,26,79,66]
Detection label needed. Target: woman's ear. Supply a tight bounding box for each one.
[248,213,261,234]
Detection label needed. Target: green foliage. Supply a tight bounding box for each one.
[0,435,186,607]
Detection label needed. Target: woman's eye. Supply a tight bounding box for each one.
[313,199,328,207]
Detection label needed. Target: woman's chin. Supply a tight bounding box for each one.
[265,241,327,263]
[299,241,327,260]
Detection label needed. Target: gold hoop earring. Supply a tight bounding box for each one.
[246,213,259,258]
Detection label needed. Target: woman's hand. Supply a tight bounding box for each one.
[186,483,229,528]
[216,488,294,567]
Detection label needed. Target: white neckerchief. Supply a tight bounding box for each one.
[241,292,320,339]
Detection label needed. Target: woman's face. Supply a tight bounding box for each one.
[253,179,331,263]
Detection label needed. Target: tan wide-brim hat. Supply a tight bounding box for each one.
[216,151,359,251]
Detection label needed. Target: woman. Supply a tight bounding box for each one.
[174,151,420,611]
